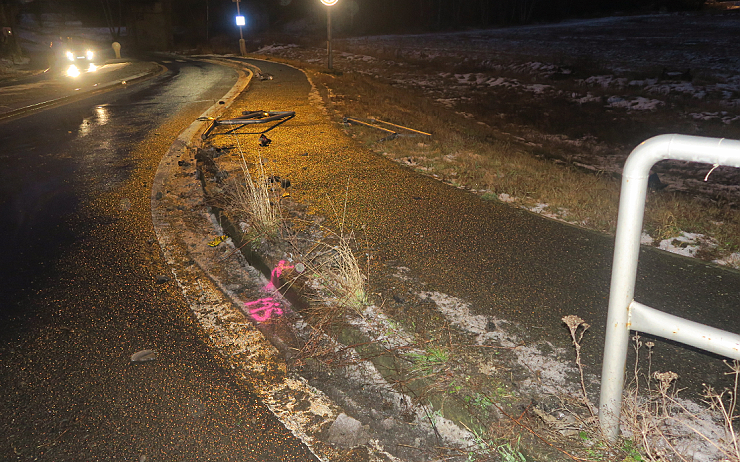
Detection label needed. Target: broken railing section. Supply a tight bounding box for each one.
[343,116,432,142]
[600,134,740,442]
[201,110,296,139]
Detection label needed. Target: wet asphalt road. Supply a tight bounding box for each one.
[0,59,317,460]
[227,58,740,397]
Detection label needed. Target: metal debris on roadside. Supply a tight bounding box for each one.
[201,110,296,139]
[343,116,432,142]
[267,175,291,188]
[208,235,229,247]
[130,349,157,362]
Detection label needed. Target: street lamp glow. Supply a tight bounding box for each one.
[235,15,245,26]
[320,0,338,5]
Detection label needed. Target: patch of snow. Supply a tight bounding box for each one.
[657,232,717,258]
[689,111,740,124]
[257,43,299,53]
[529,203,549,213]
[713,251,740,267]
[607,96,663,111]
[346,305,416,350]
[417,291,515,346]
[527,84,551,94]
[513,343,581,397]
[576,93,601,104]
[582,75,629,89]
[435,98,457,108]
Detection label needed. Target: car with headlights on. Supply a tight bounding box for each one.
[51,37,99,77]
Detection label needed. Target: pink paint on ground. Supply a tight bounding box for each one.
[264,260,294,292]
[245,297,284,322]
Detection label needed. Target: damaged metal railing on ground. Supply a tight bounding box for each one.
[343,116,432,142]
[201,110,296,140]
[600,134,740,442]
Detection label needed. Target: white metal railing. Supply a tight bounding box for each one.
[599,134,740,441]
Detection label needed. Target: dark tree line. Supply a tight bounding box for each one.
[274,0,707,34]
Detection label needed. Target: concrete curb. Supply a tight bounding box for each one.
[150,58,351,462]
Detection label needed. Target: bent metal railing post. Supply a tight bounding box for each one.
[600,134,740,442]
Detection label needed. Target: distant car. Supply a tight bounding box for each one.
[51,37,99,77]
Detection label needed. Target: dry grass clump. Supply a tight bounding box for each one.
[295,201,368,317]
[278,192,369,334]
[301,230,367,313]
[229,149,282,240]
[621,358,740,462]
[644,192,740,257]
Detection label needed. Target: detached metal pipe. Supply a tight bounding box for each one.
[599,134,740,442]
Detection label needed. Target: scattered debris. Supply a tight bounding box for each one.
[259,133,272,147]
[267,175,291,188]
[343,116,432,142]
[130,349,157,362]
[155,275,170,284]
[208,235,228,247]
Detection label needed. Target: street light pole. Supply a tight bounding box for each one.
[320,0,338,70]
[327,6,332,69]
[234,0,246,56]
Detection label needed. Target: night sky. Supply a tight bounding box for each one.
[17,0,709,41]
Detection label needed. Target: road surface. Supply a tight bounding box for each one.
[0,58,318,461]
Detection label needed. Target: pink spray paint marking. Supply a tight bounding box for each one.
[263,260,294,292]
[245,297,284,322]
[245,260,297,322]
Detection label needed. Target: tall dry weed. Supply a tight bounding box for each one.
[229,140,282,240]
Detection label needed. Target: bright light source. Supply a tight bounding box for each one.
[320,0,338,5]
[86,50,94,60]
[236,15,245,26]
[66,51,74,61]
[88,63,97,72]
[67,64,80,77]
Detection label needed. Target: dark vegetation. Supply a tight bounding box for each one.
[2,0,711,60]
